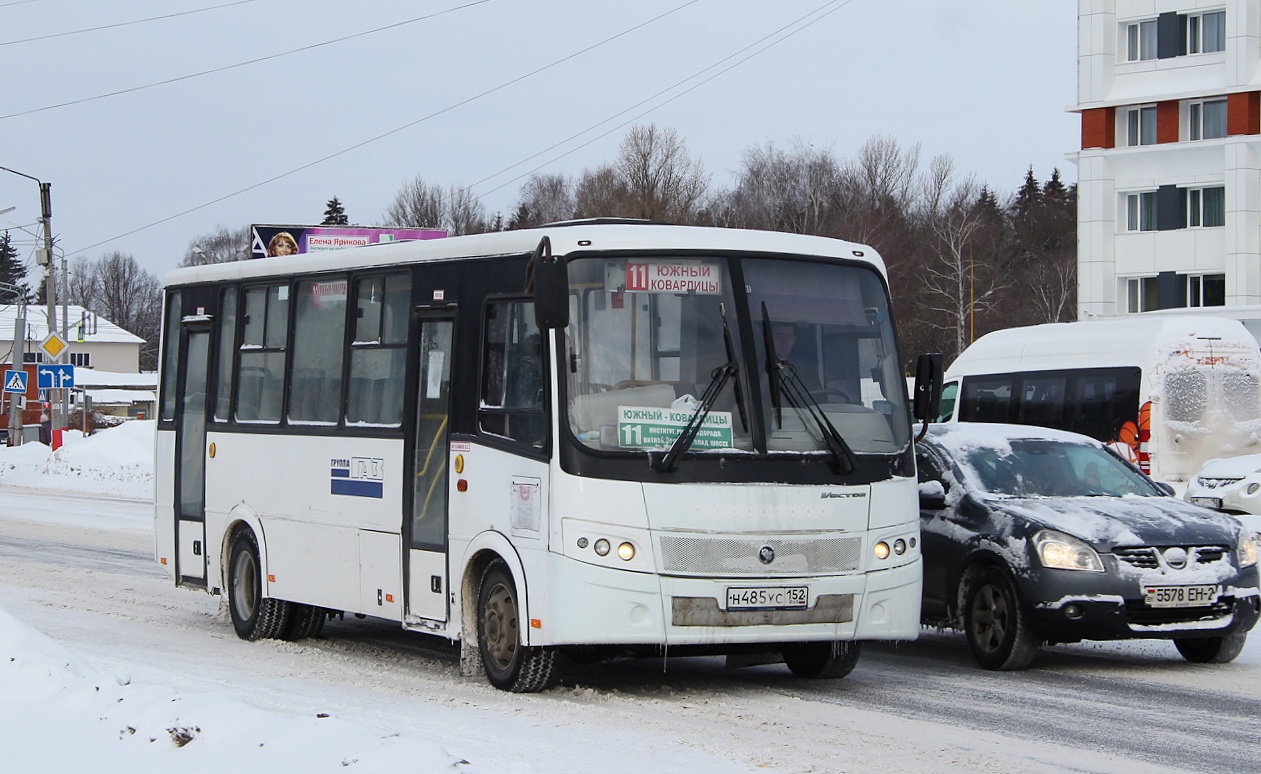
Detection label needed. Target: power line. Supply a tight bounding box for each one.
[0,0,490,121]
[468,0,854,201]
[0,0,256,47]
[67,0,701,257]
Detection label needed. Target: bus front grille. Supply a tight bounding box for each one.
[658,535,862,575]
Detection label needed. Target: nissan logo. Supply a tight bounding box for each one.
[1162,547,1189,570]
[758,545,776,565]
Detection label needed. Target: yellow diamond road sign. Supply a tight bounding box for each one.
[40,331,69,361]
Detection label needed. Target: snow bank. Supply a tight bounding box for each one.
[0,605,462,772]
[0,420,154,500]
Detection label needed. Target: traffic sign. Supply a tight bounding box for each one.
[37,363,75,389]
[39,331,69,361]
[3,370,28,394]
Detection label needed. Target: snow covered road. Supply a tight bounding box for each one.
[2,488,1259,773]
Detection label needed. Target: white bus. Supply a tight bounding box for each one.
[938,316,1261,491]
[155,222,935,691]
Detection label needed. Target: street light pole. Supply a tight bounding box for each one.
[0,166,60,431]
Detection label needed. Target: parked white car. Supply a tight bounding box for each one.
[1186,454,1261,538]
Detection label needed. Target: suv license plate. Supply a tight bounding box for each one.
[726,586,808,611]
[1190,497,1223,510]
[1144,585,1220,608]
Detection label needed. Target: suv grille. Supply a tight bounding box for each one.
[1113,545,1230,570]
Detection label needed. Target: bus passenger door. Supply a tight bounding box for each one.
[406,312,454,623]
[175,324,211,587]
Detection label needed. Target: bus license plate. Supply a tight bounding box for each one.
[726,586,808,611]
[1143,585,1220,608]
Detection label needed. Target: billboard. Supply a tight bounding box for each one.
[249,224,447,259]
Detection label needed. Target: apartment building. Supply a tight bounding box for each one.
[1074,1,1261,332]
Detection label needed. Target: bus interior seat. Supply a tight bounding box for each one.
[571,383,677,430]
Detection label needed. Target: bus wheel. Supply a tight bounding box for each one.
[227,529,290,641]
[477,561,560,692]
[1175,632,1247,663]
[782,641,861,678]
[282,604,327,641]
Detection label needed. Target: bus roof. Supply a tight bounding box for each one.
[163,223,886,288]
[945,315,1259,378]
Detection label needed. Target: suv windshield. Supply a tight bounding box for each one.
[962,439,1161,498]
[563,253,909,458]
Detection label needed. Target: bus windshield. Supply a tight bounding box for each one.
[563,254,909,457]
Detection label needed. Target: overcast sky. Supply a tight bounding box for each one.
[0,0,1078,280]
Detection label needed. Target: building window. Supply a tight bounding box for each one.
[1189,99,1227,140]
[1127,105,1157,146]
[1127,277,1159,312]
[1188,186,1226,227]
[1126,192,1158,231]
[1127,19,1158,61]
[22,352,45,364]
[1188,274,1226,307]
[69,352,91,367]
[1188,10,1225,54]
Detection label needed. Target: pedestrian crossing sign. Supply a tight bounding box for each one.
[3,370,28,394]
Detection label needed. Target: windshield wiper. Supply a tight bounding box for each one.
[761,306,856,474]
[657,303,745,472]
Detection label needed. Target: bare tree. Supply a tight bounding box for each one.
[914,156,1009,359]
[71,252,163,370]
[382,176,493,235]
[64,257,101,309]
[574,165,630,219]
[181,225,250,266]
[383,176,445,230]
[616,124,710,223]
[509,173,575,229]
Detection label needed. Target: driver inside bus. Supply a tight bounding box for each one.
[771,322,821,392]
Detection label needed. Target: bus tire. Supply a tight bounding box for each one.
[282,604,327,641]
[782,641,861,678]
[1174,632,1247,663]
[227,528,290,641]
[963,566,1039,670]
[476,561,559,692]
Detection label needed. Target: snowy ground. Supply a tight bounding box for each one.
[2,422,1261,772]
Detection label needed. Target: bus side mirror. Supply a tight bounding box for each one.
[530,236,569,330]
[912,353,943,422]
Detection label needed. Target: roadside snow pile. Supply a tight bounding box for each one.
[0,420,153,500]
[0,606,463,772]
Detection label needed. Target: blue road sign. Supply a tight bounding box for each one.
[37,363,75,389]
[3,370,28,394]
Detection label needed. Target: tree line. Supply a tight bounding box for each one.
[5,124,1076,372]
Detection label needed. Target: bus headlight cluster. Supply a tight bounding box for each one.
[583,536,635,561]
[873,536,915,561]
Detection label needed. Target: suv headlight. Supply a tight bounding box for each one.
[1239,531,1258,569]
[1033,529,1104,572]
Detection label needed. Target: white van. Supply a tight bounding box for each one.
[938,316,1261,490]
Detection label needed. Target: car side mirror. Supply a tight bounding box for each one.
[1154,482,1175,497]
[918,479,947,510]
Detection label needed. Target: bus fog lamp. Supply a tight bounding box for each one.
[617,542,635,561]
[594,539,610,556]
[893,539,906,555]
[874,541,890,560]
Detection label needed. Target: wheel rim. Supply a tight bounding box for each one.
[970,583,1009,654]
[232,548,258,620]
[482,580,518,671]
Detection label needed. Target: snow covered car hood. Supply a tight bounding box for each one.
[984,494,1243,551]
[1195,453,1261,479]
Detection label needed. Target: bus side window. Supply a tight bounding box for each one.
[480,300,546,447]
[960,377,1014,424]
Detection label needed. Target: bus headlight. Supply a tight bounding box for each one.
[594,538,610,556]
[617,542,636,561]
[874,541,891,560]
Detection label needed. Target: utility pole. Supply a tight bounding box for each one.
[6,293,24,445]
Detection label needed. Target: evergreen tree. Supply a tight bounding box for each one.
[321,197,349,226]
[0,231,31,303]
